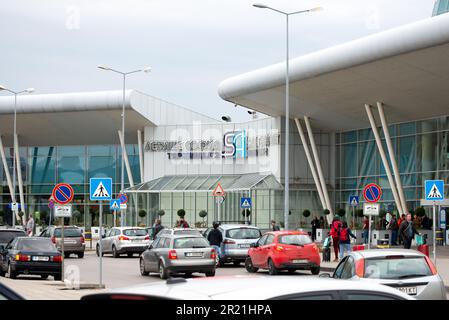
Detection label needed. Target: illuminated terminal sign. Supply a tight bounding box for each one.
[144,131,279,160]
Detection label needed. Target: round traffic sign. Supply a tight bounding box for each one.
[118,193,128,204]
[48,199,55,209]
[363,183,382,203]
[52,183,74,205]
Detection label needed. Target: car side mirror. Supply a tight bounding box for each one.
[319,273,331,278]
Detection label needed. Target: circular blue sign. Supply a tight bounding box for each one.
[363,183,382,203]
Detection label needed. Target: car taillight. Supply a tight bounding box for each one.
[424,256,438,275]
[80,236,85,244]
[15,254,31,262]
[119,235,130,241]
[52,255,63,263]
[275,246,284,252]
[168,250,177,260]
[144,235,150,240]
[51,236,56,244]
[355,259,365,277]
[210,249,217,259]
[223,239,235,244]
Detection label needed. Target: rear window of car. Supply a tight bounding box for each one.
[278,234,312,246]
[123,229,147,237]
[17,239,57,252]
[54,228,82,237]
[364,257,433,280]
[174,237,210,249]
[0,230,26,243]
[226,228,261,239]
[173,230,201,235]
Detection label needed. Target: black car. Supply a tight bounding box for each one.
[0,228,27,248]
[0,237,62,280]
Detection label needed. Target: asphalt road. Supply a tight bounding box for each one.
[62,251,318,289]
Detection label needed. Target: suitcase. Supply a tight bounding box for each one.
[352,244,365,251]
[417,244,429,257]
[322,247,331,262]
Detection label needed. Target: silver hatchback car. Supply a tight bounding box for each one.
[139,234,216,279]
[204,224,262,266]
[322,249,447,300]
[97,227,150,258]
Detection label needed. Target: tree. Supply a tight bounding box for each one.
[177,209,186,218]
[139,210,147,218]
[356,209,364,218]
[199,210,207,219]
[415,207,426,217]
[302,209,311,218]
[336,208,346,217]
[323,209,330,215]
[157,209,165,217]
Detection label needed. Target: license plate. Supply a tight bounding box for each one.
[292,259,308,264]
[185,252,203,257]
[32,256,49,262]
[239,244,250,248]
[397,286,417,295]
[64,240,76,244]
[132,239,142,243]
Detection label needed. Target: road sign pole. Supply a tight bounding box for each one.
[217,197,221,223]
[99,201,103,287]
[433,202,436,265]
[61,216,64,282]
[352,206,355,229]
[368,215,371,250]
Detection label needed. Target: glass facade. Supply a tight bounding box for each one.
[433,0,449,16]
[336,116,449,216]
[0,144,141,228]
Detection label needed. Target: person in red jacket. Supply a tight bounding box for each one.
[329,217,342,262]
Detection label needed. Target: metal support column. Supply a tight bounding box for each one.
[304,116,334,217]
[0,135,15,204]
[118,130,135,226]
[376,102,407,214]
[365,104,403,215]
[14,134,25,223]
[137,130,144,183]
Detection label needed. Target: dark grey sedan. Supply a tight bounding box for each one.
[139,235,216,279]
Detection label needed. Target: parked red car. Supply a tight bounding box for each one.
[245,231,321,275]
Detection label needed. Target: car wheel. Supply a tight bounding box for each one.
[233,261,241,266]
[6,263,17,279]
[96,245,104,257]
[288,269,297,274]
[268,259,279,276]
[184,272,193,277]
[218,258,225,267]
[54,273,62,281]
[311,266,321,275]
[41,274,49,279]
[245,257,259,273]
[77,252,84,259]
[205,270,215,277]
[127,253,133,258]
[0,268,5,277]
[159,261,169,280]
[112,245,119,258]
[139,258,149,276]
[64,252,70,259]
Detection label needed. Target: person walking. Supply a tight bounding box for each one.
[398,213,420,249]
[329,217,342,262]
[179,218,190,228]
[388,214,399,246]
[153,219,164,238]
[311,216,319,241]
[397,214,406,245]
[26,214,35,237]
[207,222,223,265]
[338,221,356,260]
[271,220,280,231]
[362,216,369,245]
[319,216,325,229]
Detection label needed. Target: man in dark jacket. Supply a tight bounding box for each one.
[207,222,223,263]
[388,215,399,246]
[311,216,320,241]
[271,220,280,231]
[398,214,420,249]
[153,219,164,238]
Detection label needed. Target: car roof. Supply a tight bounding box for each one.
[88,276,412,300]
[219,224,260,230]
[0,228,25,232]
[350,249,425,259]
[111,227,145,230]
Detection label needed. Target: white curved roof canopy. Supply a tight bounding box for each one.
[218,13,449,131]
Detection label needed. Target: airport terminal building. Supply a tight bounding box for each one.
[1,10,449,229]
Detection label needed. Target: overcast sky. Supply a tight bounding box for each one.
[0,0,437,122]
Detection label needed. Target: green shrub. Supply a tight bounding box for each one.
[337,208,346,217]
[415,207,426,217]
[199,210,208,218]
[323,209,330,215]
[302,209,311,218]
[157,209,165,217]
[177,209,186,218]
[139,210,147,218]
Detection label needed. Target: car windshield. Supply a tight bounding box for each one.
[279,234,312,246]
[123,229,147,237]
[226,228,261,239]
[174,237,210,249]
[17,239,57,252]
[173,230,200,235]
[54,228,82,237]
[0,231,26,244]
[364,257,433,280]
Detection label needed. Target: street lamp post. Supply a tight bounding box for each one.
[253,4,322,231]
[0,85,35,227]
[97,66,151,227]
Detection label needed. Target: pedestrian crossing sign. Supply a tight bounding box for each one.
[425,180,444,201]
[240,197,252,209]
[349,195,359,207]
[110,199,121,211]
[90,178,112,201]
